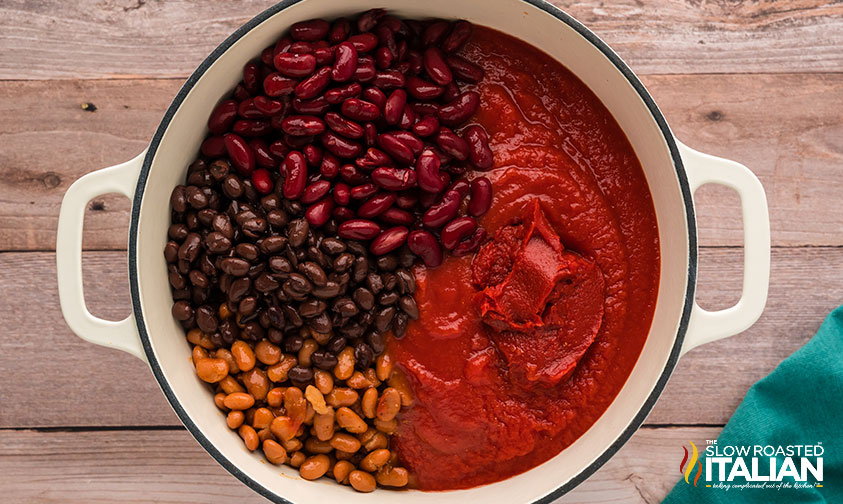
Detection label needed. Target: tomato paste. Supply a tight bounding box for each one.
[388,26,660,490]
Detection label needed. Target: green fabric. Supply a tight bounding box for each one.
[662,306,843,503]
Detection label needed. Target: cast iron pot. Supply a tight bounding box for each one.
[56,0,771,502]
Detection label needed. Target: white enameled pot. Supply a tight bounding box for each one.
[56,1,771,502]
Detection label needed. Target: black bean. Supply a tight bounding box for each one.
[375,306,396,332]
[366,273,384,294]
[398,246,416,268]
[235,242,260,260]
[228,277,251,303]
[352,256,369,283]
[168,265,186,290]
[220,257,250,276]
[185,212,199,230]
[239,296,258,316]
[311,350,339,370]
[254,272,281,293]
[288,365,314,382]
[242,217,268,238]
[309,312,333,333]
[283,199,304,216]
[261,235,287,254]
[300,261,328,287]
[286,273,313,294]
[269,256,293,273]
[222,174,244,198]
[192,286,210,305]
[259,310,272,329]
[307,246,331,270]
[188,270,209,289]
[327,335,347,354]
[220,320,238,344]
[285,334,305,352]
[288,218,310,247]
[346,241,368,256]
[393,312,409,338]
[267,328,284,345]
[212,214,234,238]
[352,287,375,311]
[333,252,355,273]
[261,193,281,211]
[197,208,216,227]
[178,233,202,262]
[376,254,398,271]
[266,306,285,328]
[312,281,341,299]
[282,305,304,328]
[398,295,419,319]
[321,237,347,255]
[164,241,179,263]
[378,290,399,306]
[208,159,230,180]
[358,311,374,327]
[205,232,231,253]
[382,272,397,291]
[366,331,386,354]
[267,209,289,227]
[333,297,359,317]
[172,301,193,321]
[242,321,265,341]
[340,322,365,339]
[172,288,190,301]
[196,305,218,332]
[177,258,190,275]
[354,342,375,370]
[168,223,188,241]
[170,185,188,212]
[299,299,327,318]
[185,186,208,209]
[396,269,416,294]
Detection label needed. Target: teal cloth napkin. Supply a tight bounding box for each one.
[662,306,843,503]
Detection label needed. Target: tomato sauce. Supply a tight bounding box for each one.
[388,26,660,490]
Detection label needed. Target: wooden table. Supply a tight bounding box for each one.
[1,1,841,502]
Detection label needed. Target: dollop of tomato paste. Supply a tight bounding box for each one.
[474,200,605,387]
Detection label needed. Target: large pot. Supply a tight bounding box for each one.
[56,0,771,502]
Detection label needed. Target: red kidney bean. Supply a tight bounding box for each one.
[224,134,254,175]
[303,144,322,167]
[438,171,452,192]
[419,189,438,209]
[370,226,409,255]
[358,192,396,218]
[362,87,387,110]
[282,151,307,199]
[376,26,397,57]
[338,219,381,240]
[201,136,226,158]
[396,191,418,210]
[447,164,467,176]
[332,42,358,82]
[252,95,285,116]
[413,115,439,137]
[406,76,444,101]
[415,149,443,193]
[340,164,367,184]
[372,167,417,191]
[281,115,326,136]
[439,91,480,125]
[325,82,362,104]
[333,183,351,205]
[237,98,265,119]
[264,73,297,97]
[295,66,331,100]
[269,140,289,159]
[233,119,271,137]
[324,112,364,139]
[285,133,312,151]
[320,152,340,178]
[289,41,314,54]
[406,49,423,72]
[376,133,415,165]
[380,15,408,36]
[305,197,334,227]
[364,122,378,147]
[422,190,461,228]
[321,131,363,158]
[314,46,335,66]
[251,168,273,195]
[411,102,440,116]
[341,98,380,121]
[233,84,251,102]
[445,55,484,83]
[463,125,494,170]
[356,148,392,169]
[348,33,379,52]
[442,81,461,103]
[407,230,443,267]
[208,99,237,135]
[274,36,293,55]
[261,46,274,67]
[372,70,405,89]
[374,46,393,70]
[441,216,477,250]
[350,183,378,200]
[242,62,261,94]
[273,52,316,77]
[389,131,424,155]
[422,20,450,47]
[330,17,352,43]
[435,128,469,161]
[452,228,487,256]
[441,20,472,53]
[357,8,386,32]
[249,139,276,168]
[332,206,355,221]
[430,146,453,167]
[301,180,331,204]
[468,176,493,217]
[399,105,415,130]
[423,47,453,86]
[379,207,414,226]
[290,19,330,41]
[292,96,330,115]
[383,89,406,125]
[354,58,377,82]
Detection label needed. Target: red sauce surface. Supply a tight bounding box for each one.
[389,27,660,490]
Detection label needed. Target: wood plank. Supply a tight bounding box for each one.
[0,426,719,503]
[1,247,839,428]
[1,74,841,251]
[1,0,841,80]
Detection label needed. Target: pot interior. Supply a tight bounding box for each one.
[132,0,692,502]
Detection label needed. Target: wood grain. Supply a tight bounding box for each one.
[0,426,718,503]
[1,0,841,80]
[0,73,841,251]
[1,246,840,428]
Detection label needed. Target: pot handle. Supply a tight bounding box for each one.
[56,151,148,362]
[678,141,770,356]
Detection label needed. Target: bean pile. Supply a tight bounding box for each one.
[166,10,496,492]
